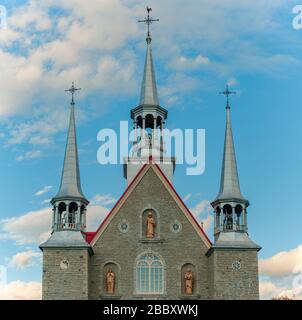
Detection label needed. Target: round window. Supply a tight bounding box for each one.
[170,220,182,233]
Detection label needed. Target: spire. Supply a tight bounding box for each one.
[215,86,247,203]
[53,82,86,201]
[138,6,160,106]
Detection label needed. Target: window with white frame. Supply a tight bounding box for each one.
[136,253,164,294]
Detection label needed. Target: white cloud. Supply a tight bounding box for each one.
[259,245,302,277]
[9,250,41,270]
[16,150,42,162]
[90,194,116,206]
[86,205,109,232]
[171,55,210,70]
[0,208,52,245]
[0,281,41,300]
[190,199,213,234]
[259,280,302,300]
[190,199,211,217]
[200,214,213,234]
[259,281,285,300]
[259,244,302,300]
[35,186,52,196]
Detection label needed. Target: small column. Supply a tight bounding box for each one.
[243,207,248,232]
[153,117,157,148]
[82,207,87,231]
[134,120,138,146]
[232,206,236,231]
[52,207,56,231]
[160,121,165,157]
[76,203,80,229]
[65,203,70,228]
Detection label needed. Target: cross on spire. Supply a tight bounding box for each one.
[65,82,81,105]
[138,6,159,43]
[220,85,236,107]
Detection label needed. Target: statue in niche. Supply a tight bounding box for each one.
[146,211,156,238]
[184,268,193,295]
[106,269,115,294]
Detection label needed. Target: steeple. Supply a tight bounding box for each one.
[123,7,175,184]
[215,86,247,203]
[53,83,86,201]
[50,82,89,233]
[211,86,256,245]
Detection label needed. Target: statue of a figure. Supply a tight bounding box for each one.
[146,211,155,238]
[184,268,193,295]
[106,269,115,294]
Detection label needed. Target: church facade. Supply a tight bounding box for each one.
[39,9,261,300]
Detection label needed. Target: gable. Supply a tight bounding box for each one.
[90,163,211,249]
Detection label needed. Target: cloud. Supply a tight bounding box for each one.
[200,214,213,234]
[190,199,213,234]
[16,150,42,162]
[190,199,211,217]
[86,205,109,232]
[34,186,52,196]
[0,208,52,245]
[90,194,116,206]
[259,244,302,300]
[259,280,302,300]
[170,55,210,70]
[9,250,41,270]
[259,281,285,300]
[0,281,41,300]
[259,245,302,277]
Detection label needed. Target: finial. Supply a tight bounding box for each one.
[219,85,236,108]
[65,81,81,105]
[138,6,159,43]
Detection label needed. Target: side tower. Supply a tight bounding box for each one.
[124,7,175,184]
[40,83,92,300]
[208,86,261,300]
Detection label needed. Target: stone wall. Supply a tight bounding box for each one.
[42,248,89,300]
[208,248,259,300]
[89,167,210,300]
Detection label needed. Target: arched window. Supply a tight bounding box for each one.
[136,253,164,294]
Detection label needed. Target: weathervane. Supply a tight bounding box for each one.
[65,82,81,105]
[219,85,236,107]
[138,6,159,42]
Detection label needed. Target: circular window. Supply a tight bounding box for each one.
[118,220,129,233]
[232,260,241,271]
[170,220,182,233]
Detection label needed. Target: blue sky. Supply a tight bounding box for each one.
[0,0,302,299]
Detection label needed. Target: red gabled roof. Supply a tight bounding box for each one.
[89,159,212,247]
[85,232,96,244]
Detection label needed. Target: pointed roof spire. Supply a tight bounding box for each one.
[215,86,247,203]
[138,6,160,106]
[53,82,87,202]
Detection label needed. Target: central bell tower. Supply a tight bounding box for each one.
[124,7,175,184]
